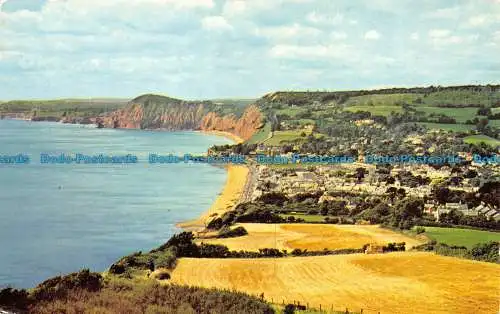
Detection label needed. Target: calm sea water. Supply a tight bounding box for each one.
[0,120,232,288]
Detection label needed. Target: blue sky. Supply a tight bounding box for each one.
[0,0,499,100]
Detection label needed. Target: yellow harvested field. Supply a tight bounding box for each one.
[177,165,248,231]
[170,252,500,314]
[198,223,424,251]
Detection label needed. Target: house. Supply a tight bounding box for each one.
[474,203,500,221]
[295,171,315,181]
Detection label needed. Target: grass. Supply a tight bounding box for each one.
[263,130,311,146]
[416,107,478,123]
[417,122,474,132]
[0,99,129,118]
[463,135,500,147]
[197,223,423,252]
[246,122,272,144]
[344,105,402,116]
[28,276,274,314]
[344,94,422,107]
[422,226,500,249]
[171,252,500,314]
[279,214,326,222]
[488,120,500,128]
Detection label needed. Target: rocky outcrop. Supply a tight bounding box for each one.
[99,94,263,141]
[200,105,262,140]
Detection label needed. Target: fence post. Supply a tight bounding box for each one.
[319,304,322,311]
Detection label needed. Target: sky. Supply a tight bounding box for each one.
[0,0,499,100]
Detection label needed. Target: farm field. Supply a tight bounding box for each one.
[422,226,500,249]
[279,213,326,222]
[344,105,402,116]
[170,252,500,314]
[417,122,474,132]
[416,107,478,123]
[344,93,422,106]
[464,134,500,147]
[263,130,312,145]
[197,223,424,251]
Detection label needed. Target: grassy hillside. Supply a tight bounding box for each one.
[0,271,274,314]
[463,135,500,147]
[171,252,500,314]
[0,98,129,118]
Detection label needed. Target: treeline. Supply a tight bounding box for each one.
[415,240,499,263]
[0,269,274,313]
[259,85,500,107]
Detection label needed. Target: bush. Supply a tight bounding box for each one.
[284,304,296,314]
[414,226,426,234]
[0,287,29,310]
[217,226,248,238]
[32,269,102,302]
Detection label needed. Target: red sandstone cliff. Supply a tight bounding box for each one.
[99,94,263,141]
[200,105,262,141]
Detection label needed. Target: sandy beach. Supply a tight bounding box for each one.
[177,165,249,231]
[177,130,248,231]
[199,130,244,144]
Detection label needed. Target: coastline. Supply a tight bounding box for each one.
[177,131,248,231]
[198,130,245,144]
[176,165,249,231]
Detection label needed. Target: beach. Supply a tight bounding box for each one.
[199,130,245,144]
[177,131,249,231]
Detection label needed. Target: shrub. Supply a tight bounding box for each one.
[217,226,248,238]
[414,226,426,234]
[0,287,29,310]
[32,269,102,302]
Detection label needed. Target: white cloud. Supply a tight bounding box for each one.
[364,30,380,40]
[410,32,419,40]
[428,29,450,38]
[201,16,232,31]
[467,14,500,27]
[254,23,321,40]
[222,0,247,16]
[424,6,460,19]
[330,31,347,40]
[306,11,344,25]
[269,43,353,60]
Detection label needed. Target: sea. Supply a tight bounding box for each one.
[0,119,232,288]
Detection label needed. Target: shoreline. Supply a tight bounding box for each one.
[177,131,248,232]
[176,165,249,232]
[197,130,245,144]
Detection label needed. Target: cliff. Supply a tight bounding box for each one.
[101,94,263,141]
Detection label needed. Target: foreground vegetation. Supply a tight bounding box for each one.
[0,270,274,314]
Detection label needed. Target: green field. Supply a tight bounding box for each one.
[417,122,474,132]
[421,227,500,249]
[420,90,500,106]
[279,214,326,222]
[463,135,500,147]
[345,93,422,106]
[488,120,500,128]
[246,122,272,144]
[416,107,478,123]
[0,98,129,117]
[264,130,312,145]
[344,105,402,116]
